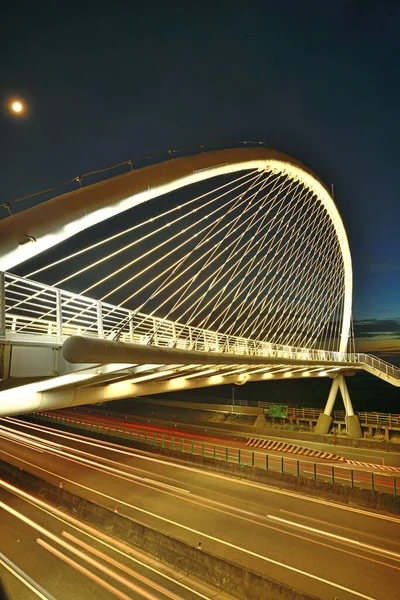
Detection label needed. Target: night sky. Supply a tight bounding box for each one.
[2,0,399,356]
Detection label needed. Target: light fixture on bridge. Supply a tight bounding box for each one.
[129,369,176,384]
[184,368,217,379]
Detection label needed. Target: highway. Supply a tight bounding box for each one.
[1,417,400,600]
[35,409,400,494]
[0,477,223,600]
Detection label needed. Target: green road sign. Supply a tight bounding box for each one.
[269,404,288,418]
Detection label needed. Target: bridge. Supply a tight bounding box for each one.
[0,145,398,438]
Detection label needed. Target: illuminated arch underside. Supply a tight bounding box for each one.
[0,147,352,351]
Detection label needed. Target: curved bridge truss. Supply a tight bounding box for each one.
[0,147,398,417]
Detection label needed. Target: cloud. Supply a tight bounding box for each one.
[354,318,400,337]
[353,318,400,354]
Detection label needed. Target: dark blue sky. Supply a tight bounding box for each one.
[2,0,399,351]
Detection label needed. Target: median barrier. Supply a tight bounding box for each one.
[23,415,400,515]
[0,459,317,600]
[70,405,400,459]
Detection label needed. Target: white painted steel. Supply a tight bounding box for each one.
[0,148,352,353]
[2,272,399,386]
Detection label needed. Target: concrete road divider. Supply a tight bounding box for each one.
[0,459,317,600]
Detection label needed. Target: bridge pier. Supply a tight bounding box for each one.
[315,375,362,438]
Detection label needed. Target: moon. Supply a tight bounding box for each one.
[8,99,26,116]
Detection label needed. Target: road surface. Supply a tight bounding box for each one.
[0,417,399,600]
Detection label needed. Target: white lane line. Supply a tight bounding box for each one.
[0,555,55,600]
[0,457,378,599]
[36,539,132,600]
[268,515,400,561]
[0,479,212,600]
[0,424,191,494]
[3,418,400,524]
[1,499,181,600]
[0,427,190,495]
[142,478,190,493]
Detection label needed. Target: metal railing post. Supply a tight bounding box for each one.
[152,317,158,345]
[97,300,104,338]
[0,272,5,339]
[189,326,193,349]
[129,311,134,342]
[55,288,63,341]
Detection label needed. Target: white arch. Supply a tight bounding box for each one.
[0,147,352,352]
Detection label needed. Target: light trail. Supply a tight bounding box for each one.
[2,415,397,492]
[267,515,400,561]
[0,479,213,600]
[0,441,398,600]
[0,554,56,600]
[36,539,133,600]
[3,417,400,523]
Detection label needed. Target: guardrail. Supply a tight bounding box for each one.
[2,272,398,384]
[28,411,399,496]
[160,396,400,428]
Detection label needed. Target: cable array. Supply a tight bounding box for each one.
[13,166,346,351]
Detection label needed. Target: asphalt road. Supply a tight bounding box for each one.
[37,409,399,494]
[0,478,223,600]
[0,417,399,600]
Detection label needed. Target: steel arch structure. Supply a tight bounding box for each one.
[0,147,352,353]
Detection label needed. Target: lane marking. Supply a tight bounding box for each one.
[0,430,193,498]
[0,555,56,600]
[0,457,387,598]
[279,509,400,550]
[1,459,398,576]
[1,499,187,600]
[0,479,212,600]
[3,418,400,524]
[268,515,400,561]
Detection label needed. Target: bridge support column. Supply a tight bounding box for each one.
[314,376,340,434]
[339,376,362,438]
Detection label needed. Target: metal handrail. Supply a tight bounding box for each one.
[1,271,399,381]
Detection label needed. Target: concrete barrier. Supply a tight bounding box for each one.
[24,417,400,515]
[0,459,317,600]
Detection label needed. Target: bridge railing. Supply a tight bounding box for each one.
[356,353,400,379]
[0,271,384,371]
